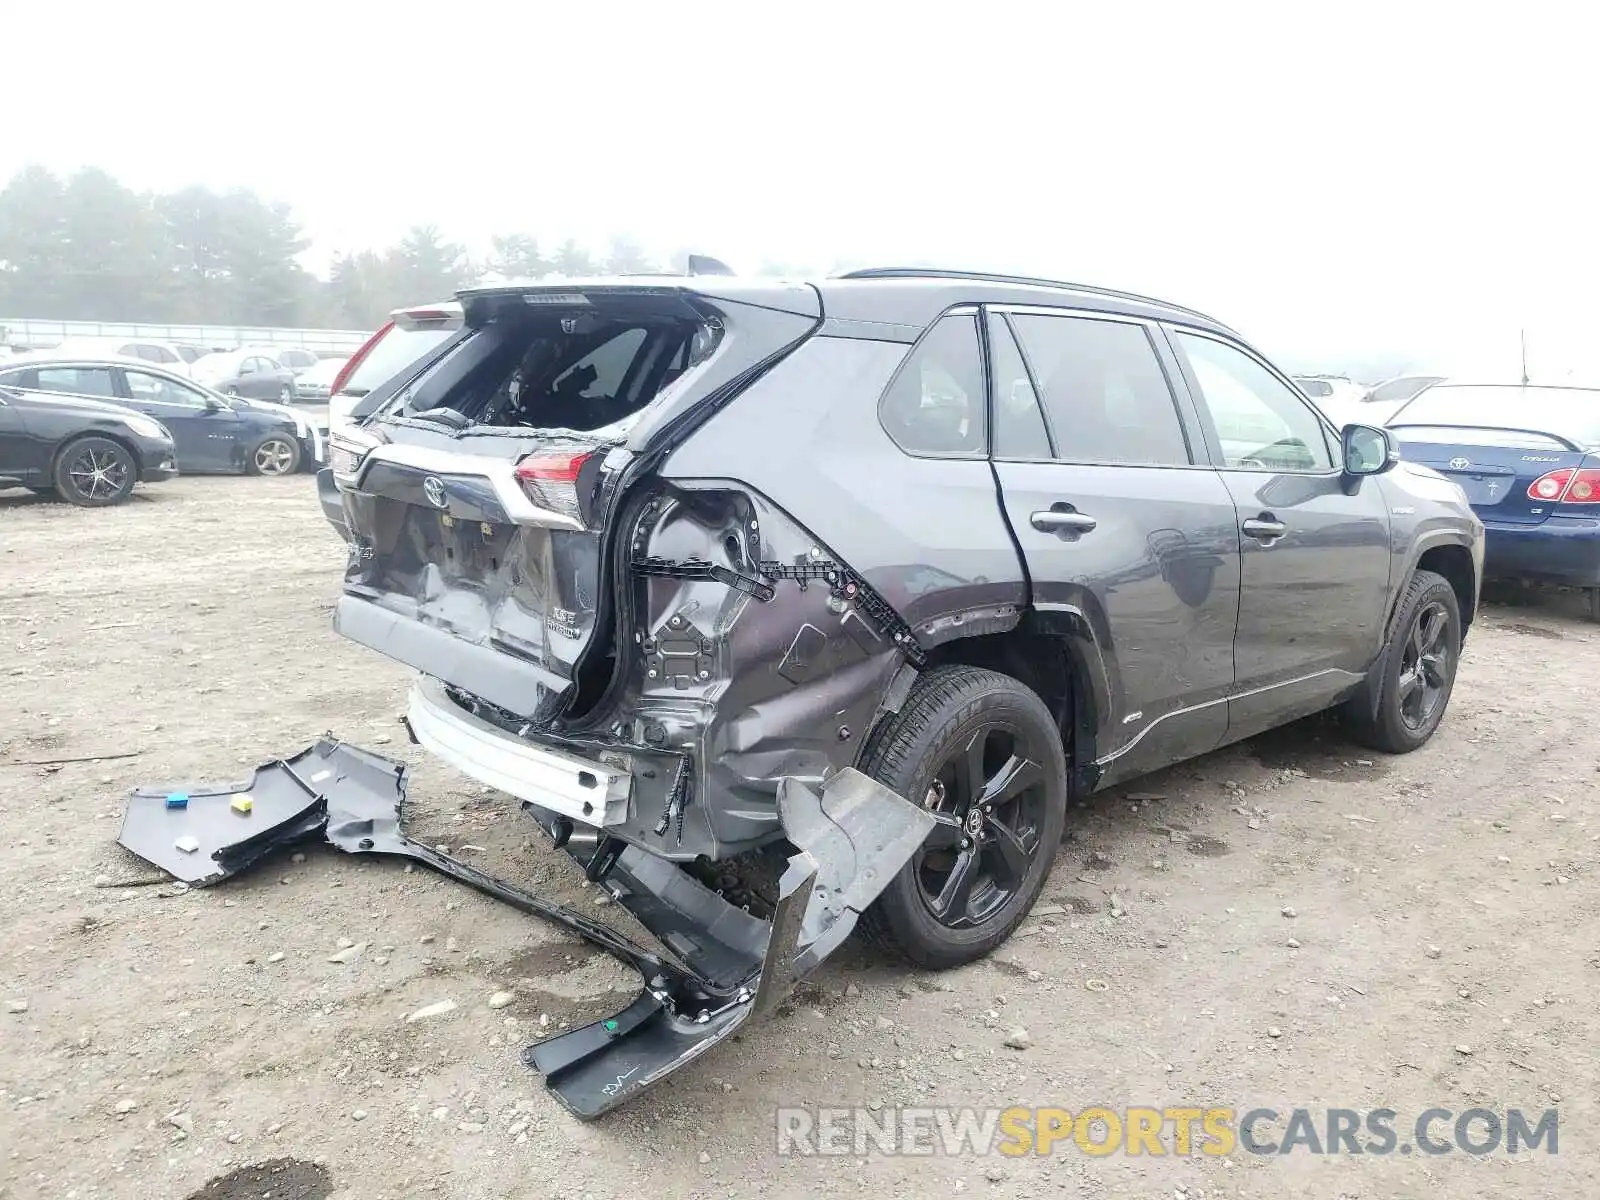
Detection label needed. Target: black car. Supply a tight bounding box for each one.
[0,359,310,476]
[320,269,1485,1113]
[0,383,177,505]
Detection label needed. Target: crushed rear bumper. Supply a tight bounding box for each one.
[116,737,931,1118]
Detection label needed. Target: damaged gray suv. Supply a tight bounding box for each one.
[323,268,1481,1110]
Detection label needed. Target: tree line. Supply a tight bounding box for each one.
[0,166,811,331]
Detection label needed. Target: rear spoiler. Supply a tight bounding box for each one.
[456,280,822,325]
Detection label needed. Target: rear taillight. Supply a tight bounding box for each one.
[1528,468,1600,503]
[1563,469,1600,503]
[328,429,381,485]
[514,451,594,522]
[329,321,391,399]
[1528,469,1572,500]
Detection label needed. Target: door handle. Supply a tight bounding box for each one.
[1241,516,1287,541]
[1030,507,1098,535]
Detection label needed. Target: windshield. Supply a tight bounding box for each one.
[1390,385,1600,446]
[341,325,456,396]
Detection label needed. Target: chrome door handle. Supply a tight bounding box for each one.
[1031,510,1098,534]
[1241,517,1287,541]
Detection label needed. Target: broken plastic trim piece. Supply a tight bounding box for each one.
[116,739,932,1119]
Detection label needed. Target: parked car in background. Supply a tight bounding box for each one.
[0,358,310,476]
[323,269,1483,984]
[20,336,209,377]
[1387,382,1600,618]
[1366,372,1447,410]
[325,302,464,434]
[190,349,299,401]
[1291,374,1370,426]
[270,346,320,375]
[0,382,177,505]
[285,355,348,402]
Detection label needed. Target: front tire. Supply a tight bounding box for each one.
[859,666,1067,969]
[1345,568,1461,753]
[52,436,136,507]
[247,433,301,476]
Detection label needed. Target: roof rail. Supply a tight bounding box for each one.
[834,267,1232,330]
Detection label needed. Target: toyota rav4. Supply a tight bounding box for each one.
[320,268,1481,1109]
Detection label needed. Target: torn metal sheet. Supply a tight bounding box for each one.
[117,740,930,1118]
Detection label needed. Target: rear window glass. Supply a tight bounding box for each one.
[1390,426,1572,451]
[1369,376,1444,403]
[396,314,718,436]
[342,325,458,395]
[1391,386,1600,446]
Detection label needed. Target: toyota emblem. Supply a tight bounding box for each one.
[422,476,448,509]
[1448,457,1471,470]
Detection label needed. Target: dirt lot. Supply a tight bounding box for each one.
[1,475,1595,1199]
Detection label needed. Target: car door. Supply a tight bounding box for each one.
[984,307,1242,784]
[246,357,279,399]
[0,387,36,482]
[1166,327,1393,741]
[118,368,239,471]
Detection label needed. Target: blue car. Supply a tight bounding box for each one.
[1387,383,1600,616]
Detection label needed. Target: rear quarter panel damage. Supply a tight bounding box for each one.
[625,334,1028,856]
[605,483,908,858]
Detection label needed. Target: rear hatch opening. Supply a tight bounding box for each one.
[335,287,757,727]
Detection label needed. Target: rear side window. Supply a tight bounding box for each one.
[1296,379,1334,398]
[35,367,117,398]
[879,314,986,457]
[1010,314,1192,466]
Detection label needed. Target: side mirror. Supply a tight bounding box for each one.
[203,396,225,412]
[1342,423,1398,476]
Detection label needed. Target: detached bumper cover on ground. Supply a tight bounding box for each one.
[117,737,931,1117]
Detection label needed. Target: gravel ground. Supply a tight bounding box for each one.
[1,475,1595,1199]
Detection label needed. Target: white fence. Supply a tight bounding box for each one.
[0,317,372,355]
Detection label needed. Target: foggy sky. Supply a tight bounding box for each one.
[7,2,1596,379]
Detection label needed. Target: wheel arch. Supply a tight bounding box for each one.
[901,609,1115,799]
[1414,541,1477,631]
[1350,546,1474,727]
[53,427,144,475]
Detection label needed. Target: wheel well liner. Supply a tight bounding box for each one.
[1416,543,1476,629]
[911,622,1101,797]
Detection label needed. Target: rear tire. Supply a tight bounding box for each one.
[1586,588,1600,624]
[1345,568,1460,753]
[247,433,301,476]
[52,436,136,507]
[858,666,1067,969]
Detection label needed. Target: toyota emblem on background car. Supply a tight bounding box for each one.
[1449,457,1471,470]
[423,476,448,509]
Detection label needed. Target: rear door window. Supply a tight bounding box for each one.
[1009,313,1192,466]
[879,313,986,457]
[986,313,1052,459]
[35,367,117,398]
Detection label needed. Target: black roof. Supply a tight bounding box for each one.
[458,266,1239,340]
